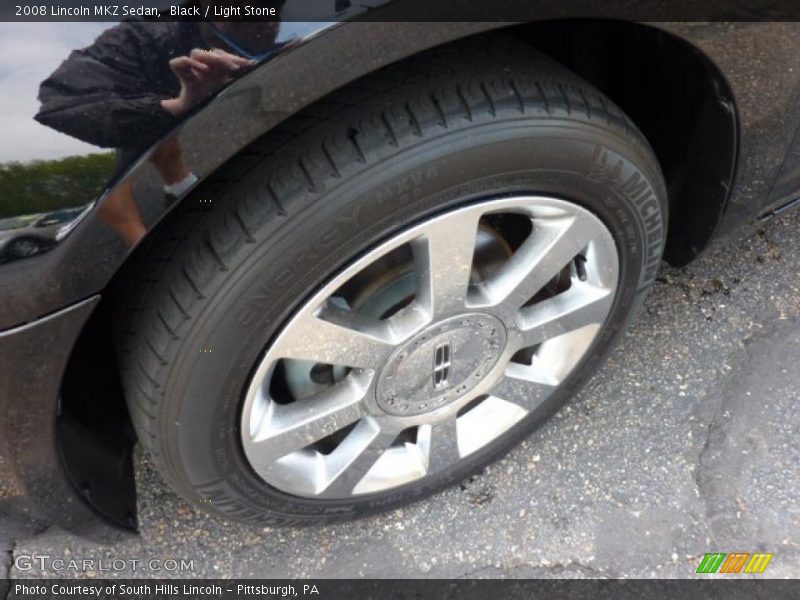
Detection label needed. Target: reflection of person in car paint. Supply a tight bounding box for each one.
[34,1,285,245]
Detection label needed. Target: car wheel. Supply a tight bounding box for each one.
[118,38,667,525]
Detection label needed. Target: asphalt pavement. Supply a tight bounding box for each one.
[2,207,799,580]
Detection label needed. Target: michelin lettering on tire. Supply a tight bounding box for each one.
[587,144,665,288]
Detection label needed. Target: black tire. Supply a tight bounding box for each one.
[118,36,667,526]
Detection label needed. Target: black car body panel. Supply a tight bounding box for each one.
[2,7,800,533]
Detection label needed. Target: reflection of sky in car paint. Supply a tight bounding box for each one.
[0,23,109,162]
[0,21,332,163]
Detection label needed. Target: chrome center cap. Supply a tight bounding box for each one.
[375,313,507,417]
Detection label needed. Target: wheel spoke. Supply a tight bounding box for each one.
[518,282,613,348]
[489,364,558,412]
[248,376,368,467]
[317,418,399,497]
[414,209,482,318]
[273,303,395,370]
[457,397,528,458]
[422,417,461,474]
[485,214,595,309]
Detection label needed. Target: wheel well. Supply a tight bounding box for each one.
[57,297,137,530]
[57,20,737,527]
[511,20,737,265]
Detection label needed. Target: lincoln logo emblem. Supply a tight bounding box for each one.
[433,342,452,390]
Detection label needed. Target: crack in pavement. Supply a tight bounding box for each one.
[691,312,800,555]
[1,537,16,600]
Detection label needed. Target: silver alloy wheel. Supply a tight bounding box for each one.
[241,196,619,499]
